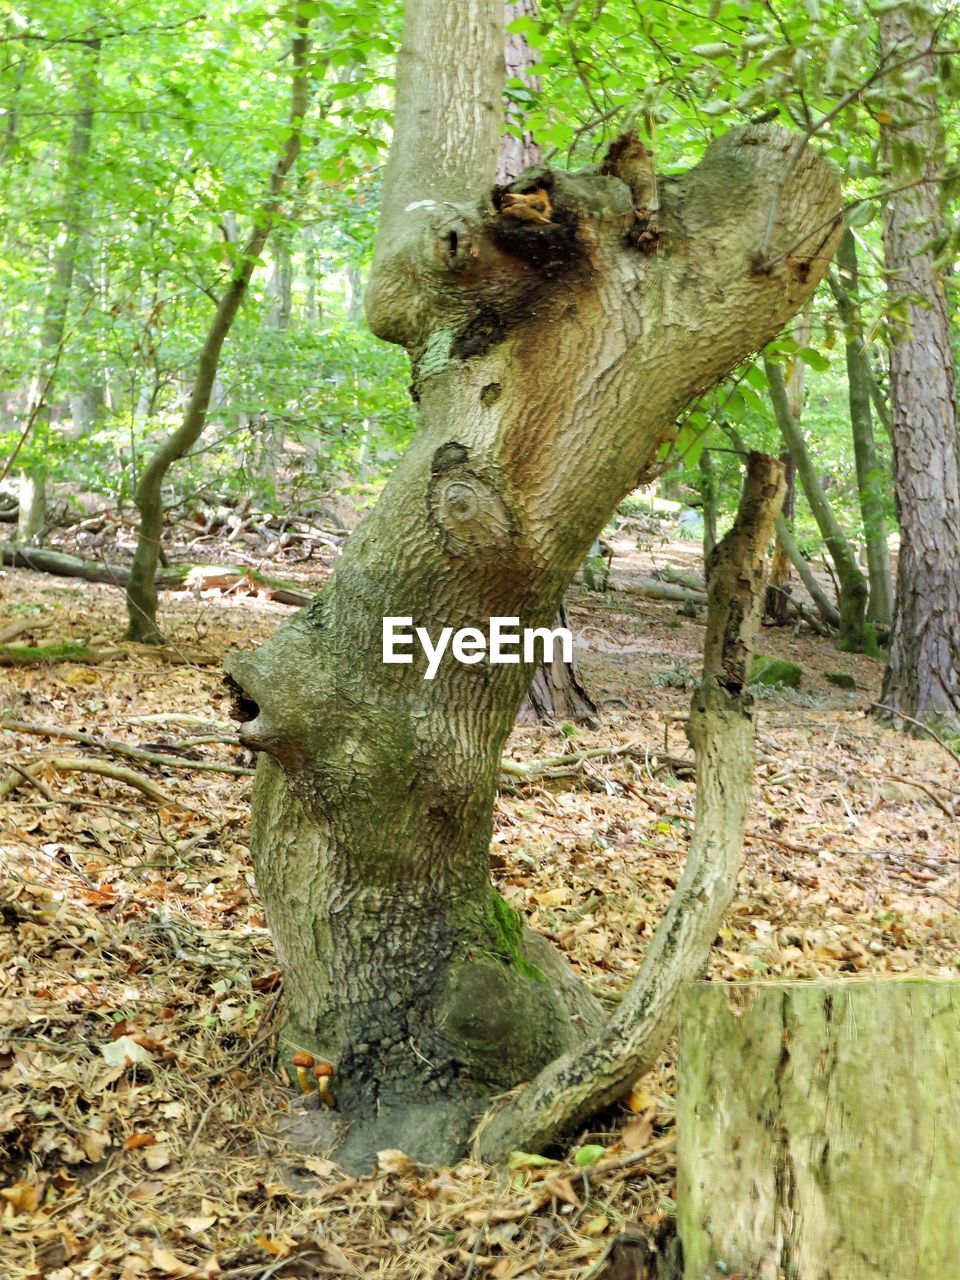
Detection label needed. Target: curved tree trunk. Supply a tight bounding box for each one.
[831,230,893,626]
[478,452,786,1160]
[124,14,311,642]
[225,0,840,1166]
[765,357,868,649]
[877,5,960,727]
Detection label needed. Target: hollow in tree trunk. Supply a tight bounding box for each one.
[224,0,840,1167]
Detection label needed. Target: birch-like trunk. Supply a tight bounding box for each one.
[226,0,840,1166]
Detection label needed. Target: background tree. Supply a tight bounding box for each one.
[876,3,960,727]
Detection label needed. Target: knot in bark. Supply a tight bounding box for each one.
[427,445,516,557]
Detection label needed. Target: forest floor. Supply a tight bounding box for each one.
[1,517,958,1279]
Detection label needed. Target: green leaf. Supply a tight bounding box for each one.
[509,1151,559,1169]
[797,347,830,372]
[573,1144,607,1167]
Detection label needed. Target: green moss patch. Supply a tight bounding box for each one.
[485,891,547,983]
[750,655,803,688]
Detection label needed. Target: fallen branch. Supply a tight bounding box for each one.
[477,452,787,1160]
[0,617,51,644]
[41,756,176,805]
[0,542,313,607]
[619,580,707,606]
[0,643,126,666]
[500,739,694,783]
[1,717,255,777]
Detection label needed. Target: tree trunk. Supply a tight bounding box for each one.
[677,980,960,1279]
[124,15,311,643]
[765,358,868,648]
[697,448,718,564]
[831,230,893,626]
[764,451,794,624]
[15,471,46,545]
[495,0,595,725]
[477,453,786,1161]
[728,423,840,631]
[225,0,840,1166]
[877,5,960,727]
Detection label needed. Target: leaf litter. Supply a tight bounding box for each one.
[0,531,957,1278]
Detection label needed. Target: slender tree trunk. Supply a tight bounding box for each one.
[124,16,311,642]
[698,447,718,563]
[478,453,786,1160]
[226,0,840,1166]
[16,40,100,499]
[765,358,868,649]
[15,471,46,544]
[764,450,794,623]
[876,5,960,727]
[831,230,893,626]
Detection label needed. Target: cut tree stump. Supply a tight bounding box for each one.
[677,980,960,1280]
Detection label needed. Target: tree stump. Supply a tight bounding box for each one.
[677,980,960,1279]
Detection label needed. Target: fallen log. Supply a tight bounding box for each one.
[0,542,313,605]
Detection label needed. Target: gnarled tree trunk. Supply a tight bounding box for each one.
[225,0,840,1167]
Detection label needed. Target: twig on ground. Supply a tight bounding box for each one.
[1,717,255,777]
[43,756,178,805]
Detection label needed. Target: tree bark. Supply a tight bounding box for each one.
[225,0,840,1165]
[477,453,785,1160]
[677,980,960,1279]
[877,5,960,727]
[496,0,594,725]
[123,14,311,643]
[727,423,840,631]
[765,358,868,648]
[830,230,893,626]
[763,450,794,625]
[15,471,46,545]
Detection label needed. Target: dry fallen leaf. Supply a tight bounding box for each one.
[150,1245,195,1276]
[621,1110,655,1151]
[0,1179,43,1213]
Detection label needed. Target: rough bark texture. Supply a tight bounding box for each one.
[831,230,893,626]
[124,14,311,643]
[877,6,960,727]
[225,0,839,1165]
[677,980,960,1279]
[477,454,785,1160]
[764,450,794,625]
[765,357,868,648]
